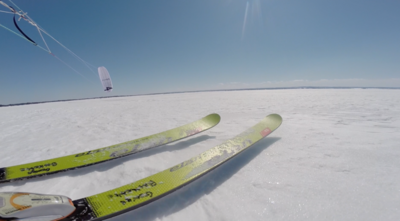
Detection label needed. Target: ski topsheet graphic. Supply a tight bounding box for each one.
[57,114,282,221]
[0,114,221,184]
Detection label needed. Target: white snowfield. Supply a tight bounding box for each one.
[0,89,399,221]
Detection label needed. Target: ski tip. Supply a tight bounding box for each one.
[265,114,283,130]
[205,113,221,124]
[267,113,282,120]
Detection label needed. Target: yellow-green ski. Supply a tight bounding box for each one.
[62,114,282,221]
[0,114,221,184]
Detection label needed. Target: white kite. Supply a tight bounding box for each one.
[98,66,113,92]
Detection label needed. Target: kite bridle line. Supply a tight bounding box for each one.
[0,0,33,24]
[0,0,97,83]
[6,0,97,70]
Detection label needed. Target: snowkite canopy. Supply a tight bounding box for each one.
[98,66,113,92]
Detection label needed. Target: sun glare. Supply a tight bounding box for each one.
[241,0,264,40]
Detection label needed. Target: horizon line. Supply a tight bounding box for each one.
[1,86,399,107]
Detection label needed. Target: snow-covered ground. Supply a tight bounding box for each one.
[1,89,399,221]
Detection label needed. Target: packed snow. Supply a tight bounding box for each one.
[1,89,399,221]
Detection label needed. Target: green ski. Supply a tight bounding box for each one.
[59,114,282,220]
[0,114,221,184]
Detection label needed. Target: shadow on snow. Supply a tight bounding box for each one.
[112,137,281,221]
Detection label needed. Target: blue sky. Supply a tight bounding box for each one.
[1,0,399,104]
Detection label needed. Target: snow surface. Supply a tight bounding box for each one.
[1,89,399,221]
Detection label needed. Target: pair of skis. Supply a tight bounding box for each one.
[0,113,282,221]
